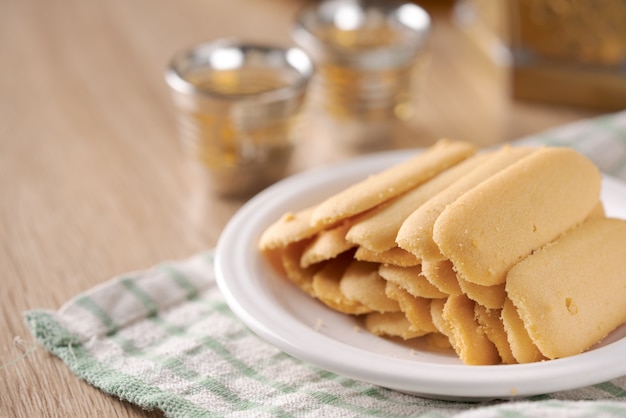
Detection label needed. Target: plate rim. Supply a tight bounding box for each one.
[215,148,626,400]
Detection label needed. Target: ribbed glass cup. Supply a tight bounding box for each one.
[166,39,314,197]
[292,0,430,145]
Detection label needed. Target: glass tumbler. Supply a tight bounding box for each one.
[292,0,431,146]
[165,39,314,197]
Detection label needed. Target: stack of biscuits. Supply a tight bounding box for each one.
[258,139,626,365]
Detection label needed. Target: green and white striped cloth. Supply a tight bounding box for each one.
[26,111,626,417]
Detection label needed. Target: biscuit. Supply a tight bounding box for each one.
[385,281,438,333]
[501,298,545,363]
[378,264,448,299]
[310,139,476,227]
[261,247,287,278]
[312,253,373,315]
[506,217,626,359]
[339,260,401,313]
[589,201,605,219]
[354,246,421,267]
[396,146,536,261]
[301,221,356,268]
[345,152,485,253]
[425,332,453,350]
[433,147,601,286]
[259,206,325,250]
[457,277,506,310]
[364,311,428,340]
[474,305,516,364]
[281,240,320,297]
[442,294,501,365]
[430,298,456,349]
[420,260,462,295]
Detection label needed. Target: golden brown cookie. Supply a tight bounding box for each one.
[506,217,626,359]
[339,260,401,313]
[300,221,356,268]
[434,147,601,286]
[364,311,427,340]
[457,277,506,310]
[420,260,462,295]
[345,152,485,253]
[281,239,321,297]
[474,304,517,364]
[312,253,373,315]
[353,246,421,267]
[259,206,324,250]
[310,139,476,227]
[442,294,501,365]
[425,332,453,350]
[430,298,456,350]
[385,282,438,333]
[501,298,546,363]
[378,264,448,299]
[396,146,536,262]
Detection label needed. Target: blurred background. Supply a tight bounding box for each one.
[456,0,626,110]
[1,0,620,266]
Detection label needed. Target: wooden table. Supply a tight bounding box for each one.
[0,0,603,416]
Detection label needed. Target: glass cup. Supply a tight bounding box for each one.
[165,39,314,197]
[292,0,431,147]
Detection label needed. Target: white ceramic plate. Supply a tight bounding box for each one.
[215,149,626,401]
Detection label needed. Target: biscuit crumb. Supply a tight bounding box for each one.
[314,317,323,331]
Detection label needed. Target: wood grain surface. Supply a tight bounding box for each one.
[0,0,601,416]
